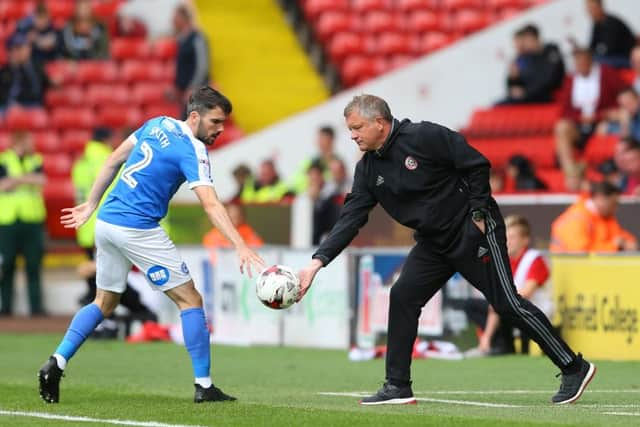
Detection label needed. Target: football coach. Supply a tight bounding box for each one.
[297,94,595,406]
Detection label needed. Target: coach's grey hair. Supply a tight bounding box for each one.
[343,95,393,122]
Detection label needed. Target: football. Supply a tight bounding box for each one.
[256,265,300,310]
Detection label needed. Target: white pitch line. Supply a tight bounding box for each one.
[411,389,640,395]
[318,392,523,408]
[0,410,207,427]
[601,412,640,417]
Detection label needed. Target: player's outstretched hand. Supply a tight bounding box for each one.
[61,202,96,229]
[236,245,265,278]
[296,258,324,302]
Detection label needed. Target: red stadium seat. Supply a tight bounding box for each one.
[51,107,96,130]
[583,134,618,166]
[441,0,484,11]
[86,83,129,106]
[0,21,16,43]
[327,32,364,63]
[43,178,76,239]
[42,153,73,177]
[33,131,61,154]
[453,9,491,34]
[131,82,173,106]
[110,38,152,60]
[0,1,35,21]
[96,106,143,129]
[46,0,75,21]
[44,60,77,84]
[619,69,636,86]
[5,107,49,130]
[120,59,166,82]
[406,10,441,33]
[340,55,386,87]
[486,0,531,10]
[92,0,124,19]
[536,168,566,192]
[143,104,181,121]
[351,0,390,13]
[414,32,453,55]
[152,38,178,60]
[45,85,84,107]
[377,32,412,56]
[396,0,438,13]
[315,12,357,43]
[362,11,403,33]
[303,0,349,21]
[60,129,91,154]
[76,61,119,83]
[463,105,559,138]
[469,137,555,168]
[388,54,416,70]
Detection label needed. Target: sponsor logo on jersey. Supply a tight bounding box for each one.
[147,265,170,286]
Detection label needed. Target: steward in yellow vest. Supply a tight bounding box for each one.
[0,130,46,315]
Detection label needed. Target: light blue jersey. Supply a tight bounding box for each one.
[98,116,213,229]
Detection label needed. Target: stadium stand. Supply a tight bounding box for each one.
[299,0,546,87]
[0,0,244,240]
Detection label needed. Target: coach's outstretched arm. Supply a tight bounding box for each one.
[298,160,377,300]
[194,185,265,277]
[61,137,135,229]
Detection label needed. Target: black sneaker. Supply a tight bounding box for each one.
[194,384,237,403]
[38,356,64,403]
[359,382,417,405]
[552,355,596,404]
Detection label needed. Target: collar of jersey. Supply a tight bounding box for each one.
[177,119,203,145]
[374,118,405,157]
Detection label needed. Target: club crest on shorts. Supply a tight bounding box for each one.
[147,265,170,286]
[404,156,418,170]
[181,262,189,275]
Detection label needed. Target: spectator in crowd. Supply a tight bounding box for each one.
[489,169,505,193]
[59,0,109,60]
[241,159,291,203]
[500,24,565,104]
[0,131,46,316]
[292,126,341,194]
[228,163,252,204]
[631,46,640,95]
[0,33,51,111]
[585,0,636,68]
[505,155,548,191]
[325,157,351,201]
[597,158,625,190]
[307,161,341,245]
[609,88,640,142]
[554,48,623,189]
[550,181,637,252]
[466,215,553,357]
[171,4,210,117]
[71,127,114,305]
[15,1,59,63]
[203,203,263,263]
[619,140,640,195]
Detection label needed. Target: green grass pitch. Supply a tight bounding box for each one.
[1,334,639,426]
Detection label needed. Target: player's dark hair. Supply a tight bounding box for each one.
[187,87,232,116]
[515,24,539,39]
[591,181,621,197]
[319,126,335,139]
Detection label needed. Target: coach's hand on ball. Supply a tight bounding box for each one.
[297,258,323,302]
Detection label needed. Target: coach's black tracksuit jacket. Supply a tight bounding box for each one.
[313,118,492,264]
[312,118,576,383]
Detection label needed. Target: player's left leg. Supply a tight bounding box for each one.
[165,281,236,403]
[452,207,595,404]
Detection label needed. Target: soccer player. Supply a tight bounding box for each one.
[298,94,595,405]
[38,87,264,404]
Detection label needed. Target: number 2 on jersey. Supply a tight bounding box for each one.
[122,142,153,189]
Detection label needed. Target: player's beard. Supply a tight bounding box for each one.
[196,121,218,146]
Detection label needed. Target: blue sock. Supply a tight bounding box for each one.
[54,304,104,362]
[181,307,211,380]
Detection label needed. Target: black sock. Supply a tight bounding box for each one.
[562,353,583,375]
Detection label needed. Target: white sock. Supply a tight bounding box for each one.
[53,354,67,370]
[195,377,212,388]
